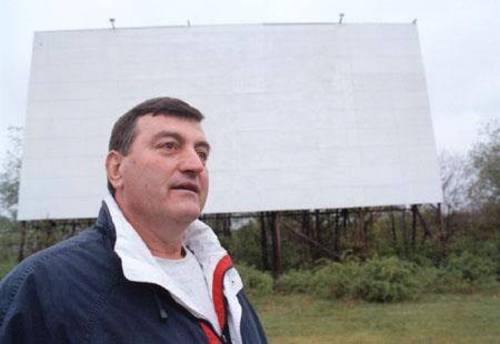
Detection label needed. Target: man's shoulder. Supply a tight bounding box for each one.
[0,225,119,306]
[0,224,123,340]
[15,226,110,273]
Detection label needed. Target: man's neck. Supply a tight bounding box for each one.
[115,197,190,260]
[131,221,185,259]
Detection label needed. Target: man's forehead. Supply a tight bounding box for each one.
[137,114,204,133]
[134,114,210,147]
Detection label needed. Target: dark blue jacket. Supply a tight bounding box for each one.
[0,204,267,343]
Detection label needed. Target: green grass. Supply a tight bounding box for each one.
[253,289,500,343]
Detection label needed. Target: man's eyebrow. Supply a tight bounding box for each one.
[151,130,183,143]
[151,130,211,152]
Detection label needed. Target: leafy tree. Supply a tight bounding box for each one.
[438,151,473,214]
[469,119,500,206]
[0,126,22,220]
[0,127,22,275]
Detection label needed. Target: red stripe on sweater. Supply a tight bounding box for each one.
[212,255,233,330]
[200,321,221,344]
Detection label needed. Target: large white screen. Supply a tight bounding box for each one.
[18,23,442,220]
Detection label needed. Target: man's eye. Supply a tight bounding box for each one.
[197,150,209,162]
[160,142,177,151]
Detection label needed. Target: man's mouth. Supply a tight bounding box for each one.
[171,182,200,194]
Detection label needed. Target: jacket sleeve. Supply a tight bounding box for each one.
[237,290,268,344]
[0,265,51,343]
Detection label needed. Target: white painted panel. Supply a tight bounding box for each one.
[18,23,442,220]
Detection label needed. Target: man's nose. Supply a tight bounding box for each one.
[179,148,205,174]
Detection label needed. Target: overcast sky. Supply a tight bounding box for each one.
[1,0,499,165]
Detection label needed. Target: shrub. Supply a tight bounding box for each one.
[447,251,496,282]
[276,269,315,294]
[236,263,273,297]
[355,257,418,302]
[411,251,498,295]
[480,240,500,278]
[429,269,477,294]
[237,252,499,302]
[312,261,361,299]
[280,257,422,302]
[413,265,440,292]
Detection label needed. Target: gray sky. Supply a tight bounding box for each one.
[1,0,499,164]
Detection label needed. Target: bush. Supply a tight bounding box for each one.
[413,265,441,292]
[276,269,315,294]
[312,261,361,299]
[447,251,496,282]
[355,257,418,302]
[427,269,477,294]
[306,257,420,302]
[236,263,273,297]
[238,253,499,302]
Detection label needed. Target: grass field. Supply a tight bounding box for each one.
[253,290,500,343]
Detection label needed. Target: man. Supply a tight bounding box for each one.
[0,97,267,343]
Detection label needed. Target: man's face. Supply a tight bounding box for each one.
[116,114,209,224]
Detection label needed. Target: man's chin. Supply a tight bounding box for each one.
[172,205,202,223]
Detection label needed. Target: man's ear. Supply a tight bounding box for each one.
[106,150,124,192]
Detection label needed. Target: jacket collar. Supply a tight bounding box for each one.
[101,193,230,330]
[96,195,245,343]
